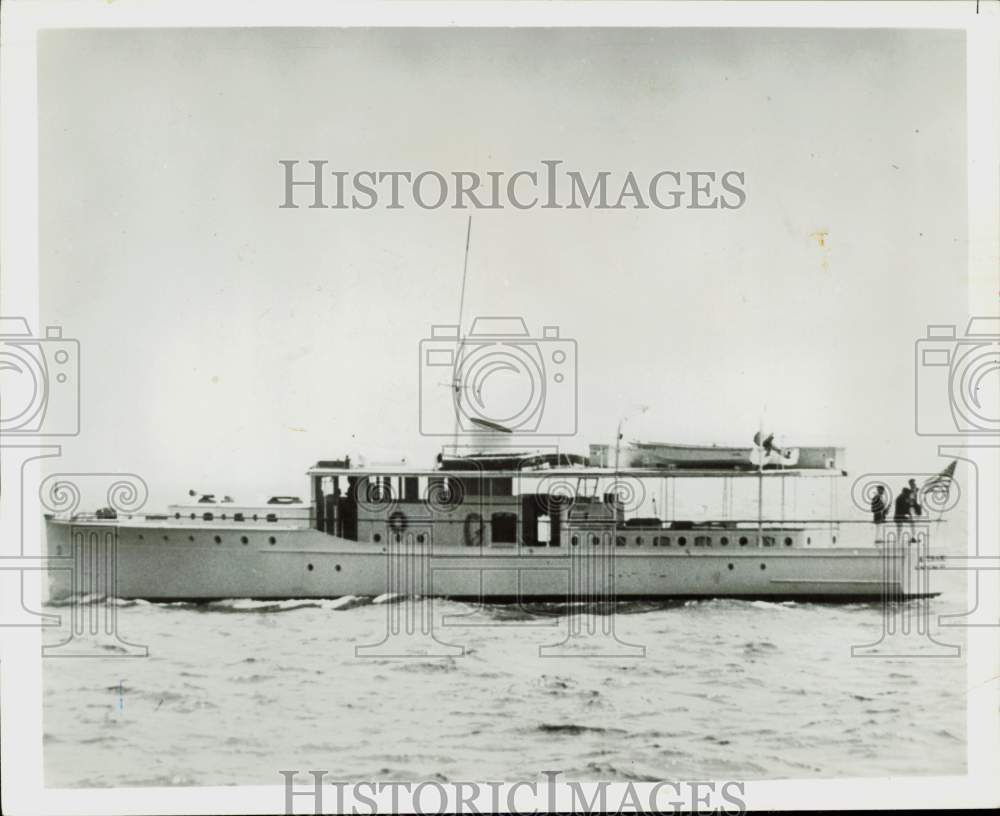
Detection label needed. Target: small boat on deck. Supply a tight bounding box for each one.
[589,441,845,471]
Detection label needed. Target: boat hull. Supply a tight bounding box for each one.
[45,518,930,602]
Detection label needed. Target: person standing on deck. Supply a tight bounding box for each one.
[893,486,913,544]
[907,478,923,520]
[870,485,889,526]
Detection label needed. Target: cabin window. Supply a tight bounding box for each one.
[720,536,729,546]
[373,533,382,543]
[739,536,749,546]
[763,536,775,547]
[592,535,600,546]
[266,513,278,522]
[536,514,551,545]
[491,512,517,544]
[404,477,419,502]
[678,536,687,546]
[635,536,643,546]
[784,537,793,546]
[695,536,711,547]
[460,477,481,497]
[616,536,626,547]
[571,536,579,546]
[234,513,245,522]
[490,478,513,497]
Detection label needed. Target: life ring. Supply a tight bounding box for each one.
[463,512,483,547]
[388,511,408,532]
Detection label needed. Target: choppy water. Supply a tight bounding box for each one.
[43,572,967,788]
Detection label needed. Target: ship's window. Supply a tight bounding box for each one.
[571,536,579,546]
[760,563,767,570]
[739,536,749,546]
[784,537,793,546]
[174,513,180,519]
[266,513,277,522]
[253,514,259,521]
[190,513,196,520]
[832,535,837,544]
[404,477,419,502]
[188,535,194,542]
[695,536,711,547]
[616,536,626,547]
[373,533,382,543]
[213,535,221,544]
[234,513,245,522]
[163,535,169,541]
[307,563,314,571]
[490,478,513,497]
[763,536,775,547]
[635,536,643,546]
[416,533,425,544]
[662,536,671,546]
[592,535,600,546]
[678,536,687,546]
[203,512,214,521]
[268,536,276,545]
[240,536,249,545]
[335,564,341,572]
[460,477,480,497]
[491,512,517,544]
[807,536,812,545]
[727,563,734,570]
[221,514,227,520]
[720,536,729,546]
[138,534,144,540]
[537,514,551,545]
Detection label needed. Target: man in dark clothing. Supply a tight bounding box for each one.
[907,478,923,518]
[894,486,913,544]
[871,485,888,524]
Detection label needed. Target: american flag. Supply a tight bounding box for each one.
[921,460,957,503]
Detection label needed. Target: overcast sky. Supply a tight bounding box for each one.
[38,27,967,511]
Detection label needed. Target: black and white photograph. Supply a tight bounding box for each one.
[0,2,997,814]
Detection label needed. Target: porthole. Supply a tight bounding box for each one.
[760,563,767,571]
[739,536,748,546]
[266,514,277,522]
[592,535,599,546]
[416,534,425,544]
[268,536,276,545]
[784,537,793,546]
[395,534,401,543]
[616,536,625,547]
[373,533,382,543]
[221,514,227,520]
[720,537,729,546]
[203,512,213,521]
[832,535,837,544]
[138,534,144,540]
[253,514,259,521]
[307,563,314,572]
[174,512,180,519]
[163,535,169,541]
[240,536,249,545]
[234,513,245,522]
[727,563,734,570]
[190,513,196,520]
[188,535,195,542]
[678,536,687,546]
[571,536,579,546]
[213,535,221,544]
[807,536,812,545]
[636,536,643,546]
[335,564,342,572]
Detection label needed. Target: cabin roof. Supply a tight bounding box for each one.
[306,464,846,479]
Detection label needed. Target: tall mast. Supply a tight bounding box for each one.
[451,216,473,454]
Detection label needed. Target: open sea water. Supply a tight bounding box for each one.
[42,569,968,789]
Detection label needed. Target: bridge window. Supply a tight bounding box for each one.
[491,512,517,544]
